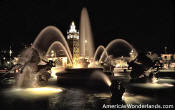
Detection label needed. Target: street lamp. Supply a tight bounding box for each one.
[9,46,13,67]
[9,49,12,57]
[51,50,55,58]
[129,50,134,58]
[164,46,167,54]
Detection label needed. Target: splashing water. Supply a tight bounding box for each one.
[16,48,40,88]
[99,39,138,63]
[80,8,95,58]
[91,71,112,87]
[93,45,108,62]
[46,41,73,64]
[32,26,72,60]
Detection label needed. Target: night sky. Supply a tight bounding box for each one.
[0,0,174,54]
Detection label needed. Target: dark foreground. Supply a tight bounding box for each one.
[0,72,175,110]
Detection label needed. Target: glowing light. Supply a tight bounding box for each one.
[131,83,174,89]
[163,64,169,69]
[26,87,62,95]
[152,77,158,83]
[67,21,79,39]
[6,87,63,99]
[69,21,77,33]
[161,83,174,87]
[51,50,55,57]
[94,93,111,99]
[51,67,65,79]
[170,63,175,68]
[9,49,12,56]
[73,63,83,68]
[51,50,54,54]
[62,57,67,67]
[105,78,112,87]
[7,61,10,64]
[88,62,97,68]
[91,71,112,87]
[122,92,153,104]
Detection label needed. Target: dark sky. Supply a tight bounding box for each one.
[0,0,174,54]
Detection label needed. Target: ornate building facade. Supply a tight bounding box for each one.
[67,21,80,64]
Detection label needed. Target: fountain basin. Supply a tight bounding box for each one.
[56,68,111,90]
[156,70,175,78]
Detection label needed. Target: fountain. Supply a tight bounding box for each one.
[99,39,138,63]
[15,48,40,88]
[54,8,139,90]
[1,6,174,110]
[46,41,72,64]
[13,7,138,90]
[80,8,95,58]
[13,7,99,88]
[93,45,108,63]
[91,70,112,87]
[32,26,72,61]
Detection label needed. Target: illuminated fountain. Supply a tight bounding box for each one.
[93,45,108,67]
[46,41,72,64]
[99,39,138,63]
[15,48,40,88]
[80,8,95,58]
[13,8,97,88]
[31,8,95,68]
[4,7,174,108]
[14,7,138,89]
[54,8,138,89]
[15,25,74,88]
[32,26,72,62]
[31,8,137,69]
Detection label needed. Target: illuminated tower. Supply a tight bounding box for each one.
[67,21,79,63]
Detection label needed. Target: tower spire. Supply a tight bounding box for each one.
[68,21,77,33]
[67,21,80,64]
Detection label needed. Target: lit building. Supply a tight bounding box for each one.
[111,56,129,69]
[161,54,175,61]
[67,21,80,63]
[47,49,68,67]
[160,54,175,69]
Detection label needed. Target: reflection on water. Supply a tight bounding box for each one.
[157,78,175,83]
[94,93,111,99]
[122,92,154,104]
[48,88,112,110]
[1,73,175,110]
[1,85,112,110]
[131,83,174,89]
[4,86,63,99]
